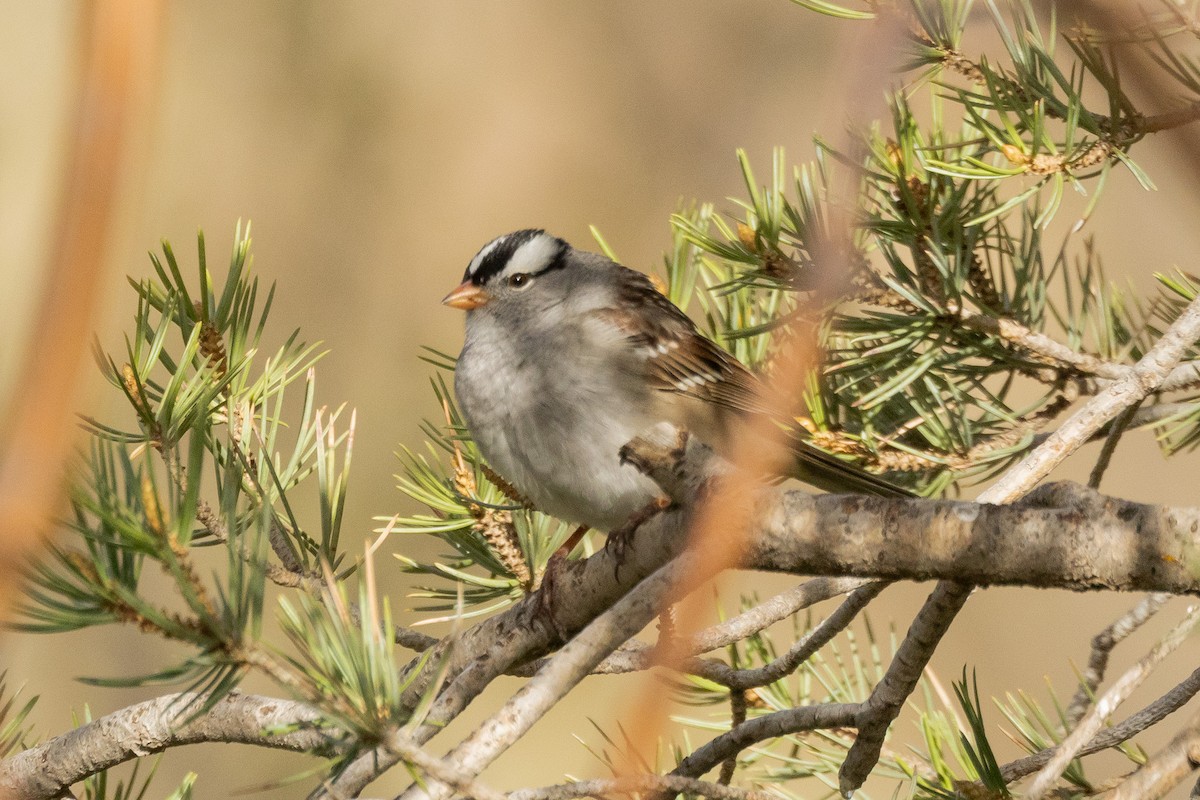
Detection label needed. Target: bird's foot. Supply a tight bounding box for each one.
[605,494,672,579]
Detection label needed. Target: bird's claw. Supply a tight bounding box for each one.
[605,495,672,579]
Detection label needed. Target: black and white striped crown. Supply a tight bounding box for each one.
[464,229,569,285]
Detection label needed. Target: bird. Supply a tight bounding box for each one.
[442,229,910,538]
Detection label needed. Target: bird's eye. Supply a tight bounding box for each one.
[508,273,532,289]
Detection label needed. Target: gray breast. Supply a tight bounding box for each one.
[454,315,662,531]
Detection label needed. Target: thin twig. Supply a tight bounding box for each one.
[690,582,886,690]
[1088,401,1141,489]
[1065,593,1172,726]
[1030,401,1196,447]
[1026,604,1200,800]
[718,690,748,785]
[574,577,874,676]
[988,293,1200,500]
[672,703,861,779]
[1156,360,1200,393]
[999,665,1200,784]
[872,291,1200,399]
[668,576,871,655]
[167,439,321,593]
[957,307,1129,380]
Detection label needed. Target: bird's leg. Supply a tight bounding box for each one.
[555,523,590,561]
[532,524,590,642]
[605,494,672,577]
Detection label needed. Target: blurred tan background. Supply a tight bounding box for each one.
[4,2,1200,798]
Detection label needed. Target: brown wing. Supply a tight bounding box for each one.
[599,269,914,498]
[599,270,768,415]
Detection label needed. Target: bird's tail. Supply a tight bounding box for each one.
[785,436,916,498]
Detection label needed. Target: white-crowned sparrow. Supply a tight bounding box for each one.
[443,229,909,533]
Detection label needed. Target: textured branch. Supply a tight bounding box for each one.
[743,482,1200,593]
[0,693,330,800]
[13,435,1200,797]
[1032,402,1200,448]
[838,581,972,795]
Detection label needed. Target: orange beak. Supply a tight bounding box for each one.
[442,281,491,310]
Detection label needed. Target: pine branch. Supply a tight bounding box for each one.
[0,693,332,800]
[331,427,1200,799]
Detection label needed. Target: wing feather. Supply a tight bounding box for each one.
[590,268,913,498]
